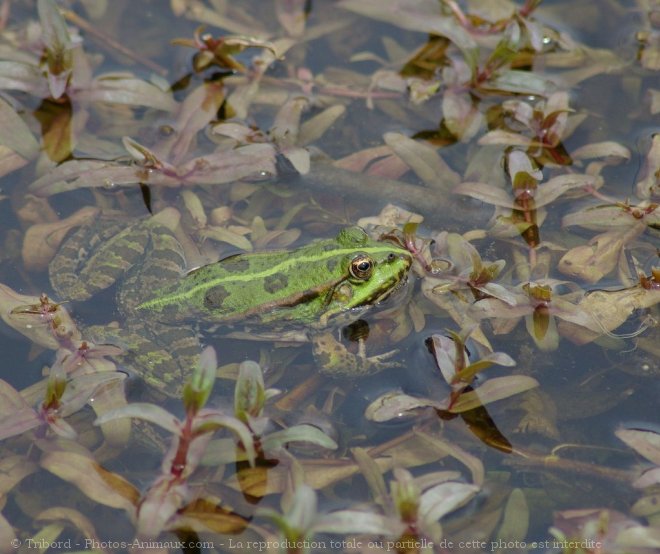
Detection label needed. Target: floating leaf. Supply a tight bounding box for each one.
[28,160,150,197]
[616,526,660,549]
[261,424,338,452]
[484,69,555,96]
[234,360,265,423]
[35,507,102,546]
[616,429,660,466]
[316,511,398,536]
[193,412,256,466]
[442,89,484,142]
[137,475,188,539]
[0,286,80,349]
[571,141,631,161]
[558,228,642,283]
[75,74,178,111]
[448,376,539,413]
[40,450,139,511]
[0,60,48,95]
[22,206,99,270]
[364,390,443,422]
[338,0,477,59]
[0,96,40,159]
[175,498,250,534]
[166,81,225,164]
[95,402,180,435]
[38,0,73,99]
[454,181,513,208]
[636,134,660,199]
[418,481,479,522]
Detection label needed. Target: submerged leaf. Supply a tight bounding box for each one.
[95,403,180,434]
[449,376,539,412]
[175,498,250,534]
[0,455,38,496]
[22,206,99,270]
[75,75,178,112]
[338,0,477,58]
[261,424,338,452]
[0,96,40,160]
[558,286,660,344]
[384,132,460,188]
[558,228,642,283]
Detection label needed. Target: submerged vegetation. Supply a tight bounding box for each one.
[0,0,658,552]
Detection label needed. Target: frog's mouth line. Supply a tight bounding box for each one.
[374,274,410,305]
[357,270,411,310]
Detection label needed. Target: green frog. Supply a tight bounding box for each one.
[49,212,413,397]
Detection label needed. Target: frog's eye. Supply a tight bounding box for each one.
[350,255,374,280]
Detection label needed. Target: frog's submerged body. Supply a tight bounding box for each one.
[49,216,413,396]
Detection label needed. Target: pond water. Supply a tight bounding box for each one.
[0,1,658,553]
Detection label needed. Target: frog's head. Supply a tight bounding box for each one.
[323,228,413,320]
[341,247,412,308]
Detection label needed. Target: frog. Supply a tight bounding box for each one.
[49,211,413,397]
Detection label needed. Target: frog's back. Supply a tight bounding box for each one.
[137,242,344,325]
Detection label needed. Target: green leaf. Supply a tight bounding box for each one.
[234,360,265,423]
[37,0,73,98]
[183,346,217,412]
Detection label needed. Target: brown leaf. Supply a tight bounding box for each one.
[176,498,249,534]
[22,207,99,270]
[558,229,632,283]
[34,98,73,162]
[40,450,139,511]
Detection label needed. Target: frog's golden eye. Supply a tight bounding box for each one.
[350,255,374,280]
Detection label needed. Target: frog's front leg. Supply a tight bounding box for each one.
[312,332,400,377]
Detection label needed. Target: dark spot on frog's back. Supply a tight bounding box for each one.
[264,273,289,293]
[218,254,250,273]
[204,285,230,309]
